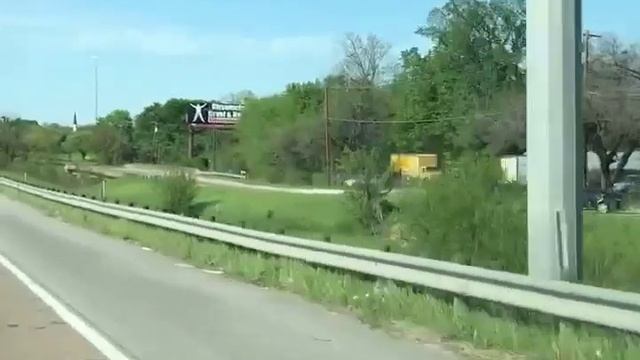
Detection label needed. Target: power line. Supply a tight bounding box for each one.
[328,112,502,124]
[586,91,640,98]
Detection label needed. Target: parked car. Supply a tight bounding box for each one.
[584,190,623,213]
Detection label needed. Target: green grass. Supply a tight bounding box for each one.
[2,185,640,359]
[583,212,640,292]
[4,168,640,293]
[81,176,386,250]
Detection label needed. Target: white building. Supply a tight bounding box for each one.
[500,151,640,185]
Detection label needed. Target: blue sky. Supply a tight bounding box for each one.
[0,0,637,125]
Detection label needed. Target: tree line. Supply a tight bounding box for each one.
[2,0,639,191]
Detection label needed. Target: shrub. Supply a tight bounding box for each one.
[0,152,9,168]
[311,172,329,187]
[178,157,208,171]
[396,153,527,273]
[343,149,395,234]
[160,171,198,216]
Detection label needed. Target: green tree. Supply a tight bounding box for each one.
[23,125,63,156]
[393,0,526,152]
[0,119,27,162]
[222,90,256,104]
[235,83,326,183]
[341,149,395,234]
[134,99,202,163]
[397,153,527,272]
[61,129,93,160]
[93,110,135,164]
[134,103,163,163]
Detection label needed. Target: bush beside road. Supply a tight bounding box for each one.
[3,182,640,359]
[3,157,640,294]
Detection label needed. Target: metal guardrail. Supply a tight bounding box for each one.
[118,165,344,195]
[3,177,640,334]
[121,164,248,180]
[195,170,247,180]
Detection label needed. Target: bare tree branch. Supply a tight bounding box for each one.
[342,33,391,86]
[586,36,640,191]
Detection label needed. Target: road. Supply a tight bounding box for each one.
[0,261,104,359]
[0,196,458,360]
[90,164,346,195]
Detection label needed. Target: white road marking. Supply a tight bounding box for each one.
[140,247,152,252]
[202,269,224,275]
[0,253,130,360]
[174,263,194,269]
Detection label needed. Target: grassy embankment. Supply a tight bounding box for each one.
[2,184,640,359]
[3,165,639,359]
[2,167,640,293]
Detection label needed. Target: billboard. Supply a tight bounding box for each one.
[186,101,243,129]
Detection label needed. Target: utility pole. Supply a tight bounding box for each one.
[186,114,193,159]
[583,30,602,85]
[526,0,582,281]
[210,128,217,171]
[324,87,331,186]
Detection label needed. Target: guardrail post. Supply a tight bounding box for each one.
[101,180,107,201]
[526,0,582,281]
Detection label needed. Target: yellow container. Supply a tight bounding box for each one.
[390,154,439,179]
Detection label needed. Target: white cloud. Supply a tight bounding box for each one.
[0,12,331,58]
[72,27,202,56]
[1,11,339,60]
[69,24,338,60]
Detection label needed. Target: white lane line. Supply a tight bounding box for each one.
[0,253,130,360]
[202,269,224,275]
[174,263,194,269]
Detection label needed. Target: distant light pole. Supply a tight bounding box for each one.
[92,56,99,122]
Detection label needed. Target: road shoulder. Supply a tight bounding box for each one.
[0,259,106,360]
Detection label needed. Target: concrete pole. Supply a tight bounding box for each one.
[526,0,582,281]
[574,0,585,281]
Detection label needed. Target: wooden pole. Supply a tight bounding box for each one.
[101,180,107,201]
[185,114,193,159]
[324,87,332,186]
[214,127,218,171]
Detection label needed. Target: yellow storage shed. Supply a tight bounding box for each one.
[390,153,440,179]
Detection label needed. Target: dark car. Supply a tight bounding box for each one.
[584,189,624,213]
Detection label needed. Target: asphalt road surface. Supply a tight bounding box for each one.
[0,196,458,360]
[0,262,105,360]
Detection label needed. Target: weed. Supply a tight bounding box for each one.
[3,186,640,359]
